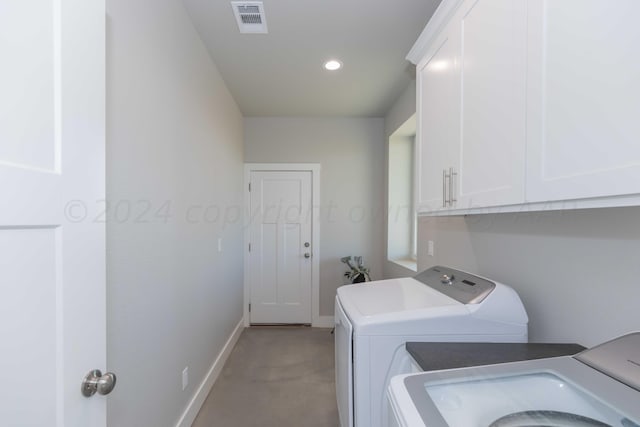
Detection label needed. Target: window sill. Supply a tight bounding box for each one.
[389,258,418,273]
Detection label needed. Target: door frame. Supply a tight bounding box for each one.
[243,163,321,326]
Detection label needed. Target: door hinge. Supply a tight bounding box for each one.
[248,182,251,192]
[248,243,251,252]
[248,303,251,313]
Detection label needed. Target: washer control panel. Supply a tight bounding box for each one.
[414,266,496,304]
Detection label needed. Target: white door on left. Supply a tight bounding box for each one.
[0,1,108,426]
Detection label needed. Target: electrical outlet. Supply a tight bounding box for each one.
[428,240,435,257]
[182,367,188,391]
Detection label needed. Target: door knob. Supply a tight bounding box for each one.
[81,369,117,397]
[304,253,311,258]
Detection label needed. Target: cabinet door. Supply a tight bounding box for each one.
[527,0,640,203]
[457,0,526,209]
[416,21,461,213]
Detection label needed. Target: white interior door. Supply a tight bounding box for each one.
[249,170,313,324]
[0,0,107,426]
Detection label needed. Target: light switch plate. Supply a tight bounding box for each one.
[182,367,188,391]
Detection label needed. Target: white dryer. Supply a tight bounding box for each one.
[387,333,640,427]
[334,266,528,427]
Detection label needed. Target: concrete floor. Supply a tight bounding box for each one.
[192,326,339,427]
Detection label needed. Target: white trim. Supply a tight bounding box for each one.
[406,0,464,64]
[417,192,640,217]
[243,163,321,327]
[175,319,244,427]
[312,315,335,329]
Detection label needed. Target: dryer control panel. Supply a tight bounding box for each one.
[414,266,495,304]
[576,332,640,392]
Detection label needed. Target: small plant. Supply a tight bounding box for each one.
[341,256,371,283]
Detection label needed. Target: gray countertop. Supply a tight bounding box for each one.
[406,342,586,372]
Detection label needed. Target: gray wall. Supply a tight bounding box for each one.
[106,0,244,425]
[244,117,385,316]
[417,207,640,347]
[384,81,418,279]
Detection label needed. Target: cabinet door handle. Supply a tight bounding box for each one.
[450,167,457,204]
[442,169,448,207]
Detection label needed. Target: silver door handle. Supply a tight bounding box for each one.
[449,167,457,204]
[304,253,311,258]
[81,369,117,397]
[442,169,448,207]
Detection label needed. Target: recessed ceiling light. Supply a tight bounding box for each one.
[324,60,342,71]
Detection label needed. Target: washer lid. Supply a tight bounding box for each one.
[337,277,460,317]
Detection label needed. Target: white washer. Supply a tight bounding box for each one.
[388,333,640,427]
[334,266,529,427]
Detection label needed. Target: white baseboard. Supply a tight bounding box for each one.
[312,315,335,328]
[175,318,245,427]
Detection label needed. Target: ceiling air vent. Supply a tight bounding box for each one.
[231,1,268,34]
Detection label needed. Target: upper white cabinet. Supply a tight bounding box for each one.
[526,0,640,203]
[410,0,640,215]
[457,0,527,209]
[416,19,461,212]
[414,0,527,213]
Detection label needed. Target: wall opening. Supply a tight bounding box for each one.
[387,114,416,270]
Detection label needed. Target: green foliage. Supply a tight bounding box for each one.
[341,256,371,282]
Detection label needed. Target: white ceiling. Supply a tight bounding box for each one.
[182,0,441,117]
